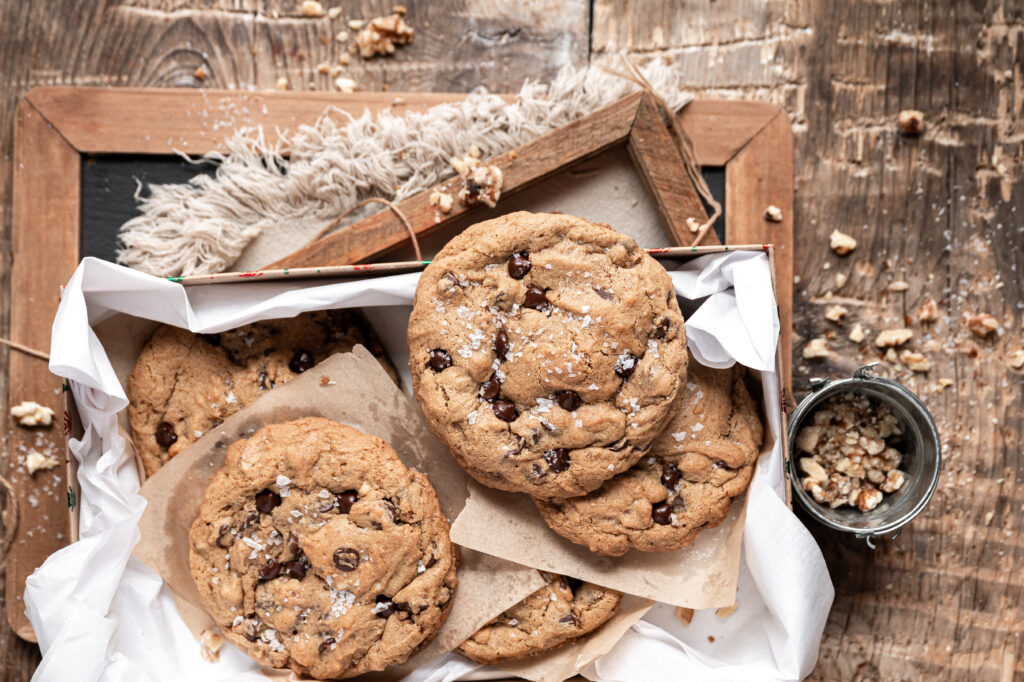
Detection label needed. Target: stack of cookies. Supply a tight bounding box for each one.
[127,211,764,678]
[408,212,764,557]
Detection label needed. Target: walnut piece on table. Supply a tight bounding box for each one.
[824,304,848,323]
[899,350,931,373]
[10,400,55,427]
[918,297,938,322]
[797,392,908,513]
[22,450,60,476]
[355,12,414,58]
[802,337,830,359]
[898,109,925,135]
[848,322,866,344]
[875,328,913,348]
[450,153,503,209]
[966,312,999,338]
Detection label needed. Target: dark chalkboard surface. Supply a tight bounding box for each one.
[80,154,726,264]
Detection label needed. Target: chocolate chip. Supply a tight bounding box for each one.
[216,525,232,548]
[615,352,639,378]
[652,502,673,525]
[428,349,452,372]
[608,438,629,452]
[492,399,518,422]
[480,377,501,401]
[558,614,578,625]
[425,555,437,569]
[318,499,336,513]
[199,333,221,347]
[523,285,549,310]
[531,463,546,478]
[318,637,336,654]
[333,547,360,571]
[335,490,358,513]
[544,449,570,473]
[507,253,532,279]
[255,488,282,513]
[654,319,670,339]
[661,463,681,491]
[155,422,177,448]
[258,559,281,582]
[240,512,260,530]
[289,350,315,374]
[494,330,510,358]
[555,390,582,411]
[282,559,308,580]
[287,532,301,558]
[566,576,583,591]
[242,627,258,642]
[671,495,686,511]
[374,595,397,618]
[593,285,614,301]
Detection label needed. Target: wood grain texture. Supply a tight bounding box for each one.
[595,0,1024,679]
[0,0,588,677]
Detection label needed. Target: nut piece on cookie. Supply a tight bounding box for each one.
[407,212,688,499]
[457,574,621,664]
[534,357,764,556]
[189,418,458,679]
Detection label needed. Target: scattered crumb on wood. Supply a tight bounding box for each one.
[1007,349,1024,370]
[875,328,913,348]
[918,297,938,322]
[327,6,342,19]
[830,229,857,255]
[848,322,866,344]
[11,400,55,427]
[899,350,931,373]
[888,280,909,292]
[835,273,847,289]
[199,629,225,662]
[824,304,849,323]
[299,0,325,18]
[765,205,783,222]
[898,109,925,135]
[335,77,357,92]
[275,76,289,90]
[22,450,60,475]
[803,337,830,359]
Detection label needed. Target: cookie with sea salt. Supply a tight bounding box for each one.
[128,309,392,478]
[407,212,687,498]
[189,418,458,680]
[457,574,621,665]
[534,357,764,556]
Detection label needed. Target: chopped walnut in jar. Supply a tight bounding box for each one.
[796,392,908,512]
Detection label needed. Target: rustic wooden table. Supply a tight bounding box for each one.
[1,1,1021,680]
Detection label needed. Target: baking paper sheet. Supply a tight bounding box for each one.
[28,249,833,682]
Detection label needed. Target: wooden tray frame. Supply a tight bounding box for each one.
[8,87,792,640]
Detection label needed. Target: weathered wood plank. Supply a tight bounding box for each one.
[595,0,1024,679]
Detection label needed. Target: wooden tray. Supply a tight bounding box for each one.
[8,87,792,640]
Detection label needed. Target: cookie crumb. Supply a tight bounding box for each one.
[22,450,60,475]
[335,77,357,93]
[1007,349,1024,370]
[347,18,365,30]
[802,338,830,359]
[275,76,290,90]
[299,0,325,18]
[848,322,866,344]
[336,30,350,42]
[874,328,913,348]
[835,273,847,289]
[428,190,454,214]
[675,606,694,625]
[935,377,954,392]
[764,205,783,222]
[686,217,701,233]
[194,65,207,81]
[918,297,938,322]
[716,602,738,618]
[200,628,225,662]
[829,230,857,256]
[898,109,925,135]
[11,400,55,427]
[327,6,342,19]
[824,305,848,323]
[888,280,909,292]
[451,155,502,208]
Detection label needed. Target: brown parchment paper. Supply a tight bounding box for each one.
[133,347,547,679]
[450,375,773,611]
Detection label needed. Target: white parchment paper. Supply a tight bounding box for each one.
[27,250,833,682]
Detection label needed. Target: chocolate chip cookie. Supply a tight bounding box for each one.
[128,310,392,478]
[457,573,621,665]
[535,357,764,556]
[408,212,687,498]
[189,418,458,679]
